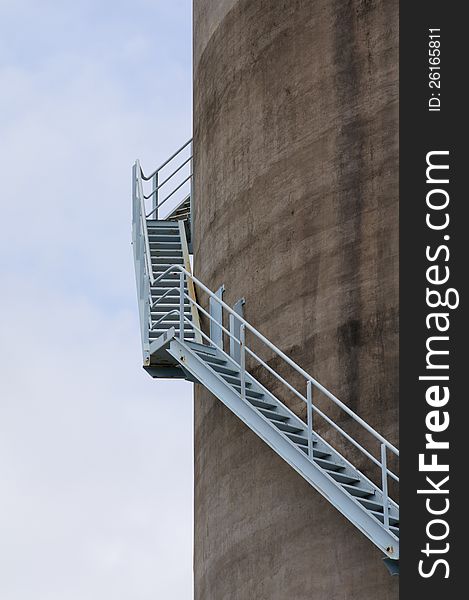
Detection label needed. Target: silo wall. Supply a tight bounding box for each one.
[193,1,399,598]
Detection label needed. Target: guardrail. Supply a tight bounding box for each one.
[131,141,197,360]
[148,263,400,532]
[135,139,193,221]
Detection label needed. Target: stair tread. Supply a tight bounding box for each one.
[258,408,289,421]
[314,457,344,471]
[269,419,304,434]
[340,482,374,498]
[221,374,253,387]
[211,364,240,376]
[287,432,309,445]
[370,510,399,526]
[357,497,385,512]
[298,446,331,459]
[188,342,218,354]
[230,383,264,399]
[324,470,360,485]
[247,397,277,410]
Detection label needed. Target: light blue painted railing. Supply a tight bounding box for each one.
[147,262,399,533]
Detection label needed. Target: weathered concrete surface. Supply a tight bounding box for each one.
[193,0,399,597]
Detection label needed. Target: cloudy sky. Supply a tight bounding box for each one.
[0,1,194,598]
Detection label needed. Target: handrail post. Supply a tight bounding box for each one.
[240,324,246,400]
[152,172,158,220]
[381,443,390,530]
[307,380,313,459]
[132,162,137,238]
[179,271,185,340]
[190,140,194,248]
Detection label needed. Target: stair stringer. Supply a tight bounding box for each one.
[167,337,399,560]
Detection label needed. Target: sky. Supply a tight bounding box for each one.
[0,1,194,598]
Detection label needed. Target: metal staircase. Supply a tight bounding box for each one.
[131,140,400,571]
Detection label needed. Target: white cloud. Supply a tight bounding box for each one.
[0,2,194,598]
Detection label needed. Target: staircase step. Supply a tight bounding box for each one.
[221,374,253,388]
[230,384,265,399]
[247,397,277,410]
[151,278,187,285]
[258,408,289,422]
[149,320,192,328]
[192,351,230,364]
[146,220,180,226]
[190,346,226,361]
[151,286,188,294]
[147,234,181,241]
[147,224,180,230]
[150,239,182,245]
[340,483,374,498]
[149,246,183,253]
[151,265,184,271]
[151,304,191,312]
[151,284,186,291]
[149,248,183,255]
[151,297,191,305]
[324,470,360,485]
[314,457,344,471]
[150,329,194,335]
[370,511,399,527]
[357,497,385,512]
[151,319,191,328]
[196,353,227,366]
[287,432,323,449]
[150,328,195,337]
[269,419,304,434]
[149,247,183,253]
[188,342,218,355]
[151,272,181,279]
[151,301,191,308]
[149,247,182,251]
[287,432,306,445]
[146,221,181,229]
[151,309,191,316]
[298,446,331,459]
[210,363,240,376]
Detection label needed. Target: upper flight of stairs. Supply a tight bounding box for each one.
[131,140,400,572]
[147,221,194,343]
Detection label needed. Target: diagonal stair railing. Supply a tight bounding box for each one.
[145,263,399,555]
[136,138,193,222]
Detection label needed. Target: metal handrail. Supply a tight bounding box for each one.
[184,316,399,508]
[135,160,154,284]
[160,264,399,457]
[146,174,192,218]
[184,292,399,483]
[139,260,399,473]
[140,138,192,180]
[143,155,192,200]
[135,139,193,222]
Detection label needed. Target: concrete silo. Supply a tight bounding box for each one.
[192,1,398,598]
